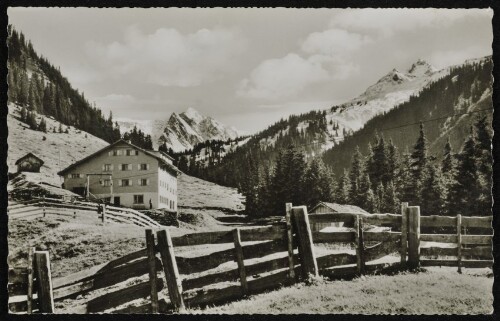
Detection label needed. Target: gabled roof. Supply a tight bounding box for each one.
[310,201,369,214]
[15,152,44,166]
[57,139,181,176]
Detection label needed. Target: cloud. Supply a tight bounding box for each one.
[237,53,331,100]
[87,26,247,87]
[301,28,372,56]
[238,28,367,100]
[429,45,492,69]
[329,8,492,38]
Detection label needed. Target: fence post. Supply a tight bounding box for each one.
[457,214,462,274]
[27,247,35,314]
[407,206,421,270]
[34,251,54,313]
[102,204,106,223]
[145,229,159,313]
[233,228,248,295]
[285,203,295,280]
[42,196,46,218]
[156,229,185,312]
[73,210,76,219]
[354,215,365,275]
[400,202,409,267]
[292,206,318,279]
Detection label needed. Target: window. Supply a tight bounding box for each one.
[110,149,122,156]
[120,164,132,171]
[70,173,82,179]
[138,178,149,186]
[119,179,131,186]
[134,195,144,204]
[103,164,113,171]
[126,149,139,156]
[139,163,148,170]
[101,179,112,187]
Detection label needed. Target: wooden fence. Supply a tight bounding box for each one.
[8,197,161,228]
[8,202,493,314]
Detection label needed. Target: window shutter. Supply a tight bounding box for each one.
[147,164,150,170]
[102,164,105,171]
[128,164,132,170]
[147,179,150,186]
[137,164,141,170]
[108,151,112,156]
[138,179,141,185]
[111,164,114,171]
[129,180,132,186]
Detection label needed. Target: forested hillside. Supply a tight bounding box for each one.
[7,25,121,143]
[323,57,493,176]
[179,57,492,218]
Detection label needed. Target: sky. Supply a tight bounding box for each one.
[8,8,493,134]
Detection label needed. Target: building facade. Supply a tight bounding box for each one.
[58,140,180,211]
[309,201,369,231]
[15,153,44,173]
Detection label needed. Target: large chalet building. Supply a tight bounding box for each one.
[58,139,180,211]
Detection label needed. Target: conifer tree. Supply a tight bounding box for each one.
[28,75,40,112]
[17,69,29,106]
[20,106,27,122]
[411,123,429,181]
[448,127,482,216]
[335,169,350,204]
[441,137,454,176]
[420,164,444,216]
[348,146,364,206]
[302,157,333,208]
[358,171,377,212]
[382,181,399,213]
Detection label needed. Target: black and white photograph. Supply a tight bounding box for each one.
[4,6,495,314]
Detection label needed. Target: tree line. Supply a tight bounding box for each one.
[335,117,491,217]
[7,25,121,143]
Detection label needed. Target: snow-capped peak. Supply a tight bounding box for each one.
[407,59,437,77]
[182,107,205,124]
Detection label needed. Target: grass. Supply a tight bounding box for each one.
[193,268,493,314]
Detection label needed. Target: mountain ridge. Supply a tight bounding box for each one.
[117,107,243,152]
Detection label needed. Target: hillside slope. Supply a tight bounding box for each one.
[322,56,493,175]
[7,103,108,186]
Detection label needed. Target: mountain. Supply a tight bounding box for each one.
[160,107,242,152]
[118,108,243,152]
[179,56,492,191]
[323,55,493,176]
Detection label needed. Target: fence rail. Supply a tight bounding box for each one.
[8,197,161,228]
[8,202,493,314]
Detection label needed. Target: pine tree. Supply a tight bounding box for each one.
[375,182,384,213]
[420,164,444,216]
[382,181,399,213]
[410,123,429,181]
[358,171,377,212]
[448,127,482,216]
[20,106,27,122]
[409,123,429,205]
[28,75,40,112]
[17,69,29,106]
[473,117,492,215]
[302,157,333,208]
[8,62,18,103]
[441,137,454,176]
[348,146,364,206]
[37,118,47,132]
[335,169,350,204]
